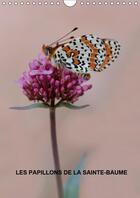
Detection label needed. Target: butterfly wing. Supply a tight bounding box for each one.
[97,38,121,71]
[52,34,120,73]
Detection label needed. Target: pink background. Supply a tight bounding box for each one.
[0,2,140,198]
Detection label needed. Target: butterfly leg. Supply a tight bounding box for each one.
[79,73,91,80]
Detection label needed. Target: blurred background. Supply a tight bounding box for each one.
[0,1,140,198]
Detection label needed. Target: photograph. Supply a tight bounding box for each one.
[0,1,140,198]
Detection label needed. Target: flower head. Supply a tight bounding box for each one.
[18,54,92,105]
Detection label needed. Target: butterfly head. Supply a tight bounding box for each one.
[42,45,52,56]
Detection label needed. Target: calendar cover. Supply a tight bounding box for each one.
[0,1,140,198]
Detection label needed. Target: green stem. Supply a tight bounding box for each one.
[49,101,63,198]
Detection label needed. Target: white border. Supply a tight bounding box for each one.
[1,1,139,6]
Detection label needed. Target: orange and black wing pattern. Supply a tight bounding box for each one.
[52,34,121,74]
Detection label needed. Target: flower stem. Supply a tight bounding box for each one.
[49,103,63,198]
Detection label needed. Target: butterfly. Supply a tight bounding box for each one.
[42,27,120,78]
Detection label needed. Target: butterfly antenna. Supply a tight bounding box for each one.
[49,27,78,46]
[58,36,75,44]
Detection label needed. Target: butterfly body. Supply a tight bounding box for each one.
[43,33,120,75]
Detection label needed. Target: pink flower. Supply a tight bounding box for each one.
[18,53,92,105]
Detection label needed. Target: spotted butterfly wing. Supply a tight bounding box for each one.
[52,34,120,74]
